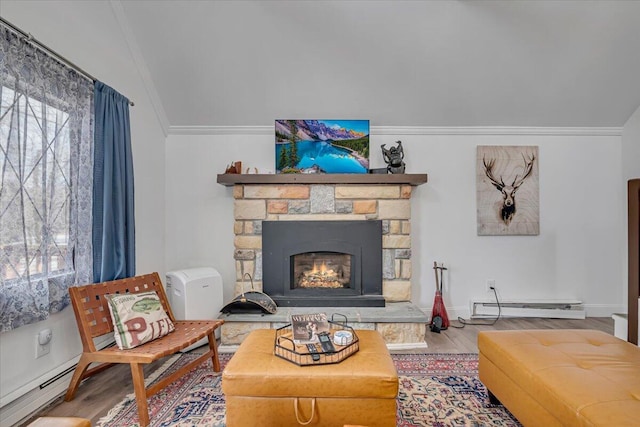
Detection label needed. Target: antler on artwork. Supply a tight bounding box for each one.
[482,157,506,191]
[511,153,535,190]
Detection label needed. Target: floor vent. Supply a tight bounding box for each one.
[470,299,585,319]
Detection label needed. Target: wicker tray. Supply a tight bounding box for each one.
[274,315,359,366]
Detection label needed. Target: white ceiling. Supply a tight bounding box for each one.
[119,0,640,128]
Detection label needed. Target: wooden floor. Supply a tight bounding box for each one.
[420,316,613,353]
[20,317,613,426]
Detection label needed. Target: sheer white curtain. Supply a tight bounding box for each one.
[0,26,93,332]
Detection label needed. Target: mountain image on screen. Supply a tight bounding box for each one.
[275,120,369,174]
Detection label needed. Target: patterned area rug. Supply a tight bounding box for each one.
[97,352,521,426]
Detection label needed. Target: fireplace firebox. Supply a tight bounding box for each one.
[262,220,384,307]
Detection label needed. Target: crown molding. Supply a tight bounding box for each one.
[168,125,623,137]
[169,126,273,136]
[372,126,623,136]
[110,0,170,136]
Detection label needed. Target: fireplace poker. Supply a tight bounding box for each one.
[430,262,450,333]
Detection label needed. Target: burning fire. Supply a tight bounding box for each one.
[311,261,328,275]
[298,261,345,288]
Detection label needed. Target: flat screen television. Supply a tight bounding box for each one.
[275,119,369,174]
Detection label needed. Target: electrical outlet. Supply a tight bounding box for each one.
[35,329,52,359]
[486,279,496,292]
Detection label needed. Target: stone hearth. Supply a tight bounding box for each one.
[217,173,429,348]
[218,302,428,352]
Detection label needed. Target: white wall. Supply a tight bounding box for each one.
[623,105,640,181]
[166,130,625,318]
[165,134,272,302]
[0,2,166,423]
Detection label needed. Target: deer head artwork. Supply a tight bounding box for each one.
[482,153,536,226]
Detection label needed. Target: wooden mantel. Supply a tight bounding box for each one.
[216,173,428,186]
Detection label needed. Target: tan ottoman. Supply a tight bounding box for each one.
[222,329,398,427]
[479,329,640,426]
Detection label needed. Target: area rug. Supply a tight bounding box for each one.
[97,352,521,427]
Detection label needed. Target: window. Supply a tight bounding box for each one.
[0,26,94,331]
[1,87,74,283]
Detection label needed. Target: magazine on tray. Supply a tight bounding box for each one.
[291,313,330,344]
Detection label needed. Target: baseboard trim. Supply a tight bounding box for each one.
[421,304,625,321]
[0,337,114,426]
[387,342,429,351]
[0,355,79,409]
[0,371,73,427]
[583,304,627,318]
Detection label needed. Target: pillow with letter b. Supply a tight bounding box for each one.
[105,291,175,349]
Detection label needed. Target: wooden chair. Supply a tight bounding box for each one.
[64,272,224,427]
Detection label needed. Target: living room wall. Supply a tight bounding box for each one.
[623,105,640,181]
[165,130,625,319]
[0,2,167,423]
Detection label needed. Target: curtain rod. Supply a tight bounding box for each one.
[0,16,135,106]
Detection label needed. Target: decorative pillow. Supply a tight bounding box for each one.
[105,291,175,350]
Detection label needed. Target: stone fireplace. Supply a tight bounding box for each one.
[218,173,429,348]
[262,220,384,307]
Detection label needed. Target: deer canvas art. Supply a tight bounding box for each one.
[477,146,539,235]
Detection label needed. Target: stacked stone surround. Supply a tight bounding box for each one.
[221,182,428,347]
[233,184,412,298]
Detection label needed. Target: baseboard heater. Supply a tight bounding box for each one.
[470,299,585,319]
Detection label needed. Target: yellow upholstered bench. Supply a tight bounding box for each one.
[222,329,398,427]
[479,329,640,426]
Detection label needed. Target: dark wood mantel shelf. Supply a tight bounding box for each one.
[216,173,428,187]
